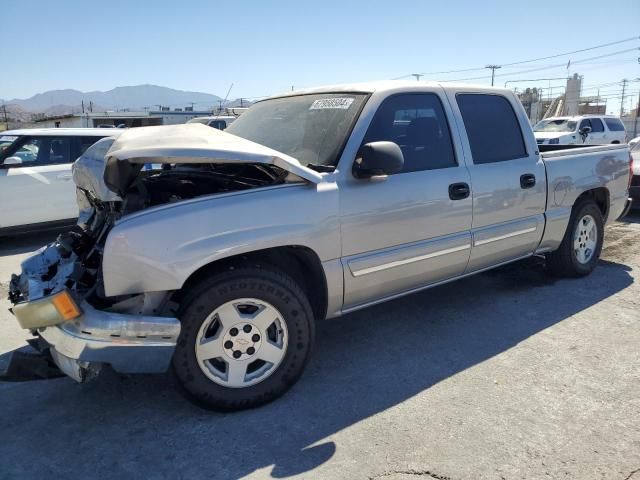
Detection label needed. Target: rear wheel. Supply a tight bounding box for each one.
[546,198,604,277]
[172,267,315,411]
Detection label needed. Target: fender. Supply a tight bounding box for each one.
[102,182,340,297]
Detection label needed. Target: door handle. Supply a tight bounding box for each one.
[57,173,72,181]
[448,182,470,200]
[520,174,536,189]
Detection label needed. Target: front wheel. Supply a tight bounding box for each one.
[172,267,315,411]
[546,198,604,277]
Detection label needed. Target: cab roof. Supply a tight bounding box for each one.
[264,80,513,99]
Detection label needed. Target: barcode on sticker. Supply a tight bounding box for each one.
[309,98,354,110]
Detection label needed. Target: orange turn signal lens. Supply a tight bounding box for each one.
[51,291,81,321]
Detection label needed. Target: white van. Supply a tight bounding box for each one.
[533,115,626,145]
[0,128,123,234]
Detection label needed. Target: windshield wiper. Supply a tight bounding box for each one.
[306,163,335,173]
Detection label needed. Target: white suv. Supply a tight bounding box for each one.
[0,128,123,234]
[533,115,626,145]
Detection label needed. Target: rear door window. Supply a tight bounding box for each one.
[456,94,527,164]
[48,137,72,164]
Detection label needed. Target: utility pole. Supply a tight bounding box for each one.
[634,90,640,137]
[411,73,423,82]
[1,103,8,129]
[485,65,502,86]
[620,79,628,117]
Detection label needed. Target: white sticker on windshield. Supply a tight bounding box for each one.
[0,136,18,141]
[309,98,354,110]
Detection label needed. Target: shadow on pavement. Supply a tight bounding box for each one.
[0,229,65,256]
[0,256,633,479]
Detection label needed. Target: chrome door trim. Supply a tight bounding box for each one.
[473,226,538,247]
[351,243,471,277]
[341,253,533,315]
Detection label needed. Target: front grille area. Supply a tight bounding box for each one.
[631,175,640,188]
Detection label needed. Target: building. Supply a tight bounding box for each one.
[32,109,219,129]
[518,73,609,124]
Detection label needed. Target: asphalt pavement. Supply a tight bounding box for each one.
[0,218,638,480]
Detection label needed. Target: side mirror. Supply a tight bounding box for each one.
[579,126,592,136]
[353,141,404,179]
[2,156,23,166]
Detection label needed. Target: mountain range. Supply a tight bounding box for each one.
[2,85,251,115]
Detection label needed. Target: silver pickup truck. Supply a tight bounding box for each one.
[8,82,632,410]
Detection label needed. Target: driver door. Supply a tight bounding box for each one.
[339,92,473,309]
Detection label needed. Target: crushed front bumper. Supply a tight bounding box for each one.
[11,299,180,382]
[8,242,181,382]
[38,301,180,380]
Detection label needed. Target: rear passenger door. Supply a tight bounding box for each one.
[340,92,473,309]
[452,92,547,272]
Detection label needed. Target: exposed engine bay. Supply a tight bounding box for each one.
[120,163,290,214]
[9,161,291,312]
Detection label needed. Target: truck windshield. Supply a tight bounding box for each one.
[226,93,368,168]
[534,119,577,133]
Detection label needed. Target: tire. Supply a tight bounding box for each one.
[172,266,315,411]
[546,198,604,277]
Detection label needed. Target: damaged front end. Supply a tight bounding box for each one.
[7,125,318,383]
[7,137,181,382]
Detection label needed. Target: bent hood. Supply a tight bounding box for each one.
[104,123,323,195]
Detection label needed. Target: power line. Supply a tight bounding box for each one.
[393,35,639,80]
[444,48,639,82]
[501,36,639,66]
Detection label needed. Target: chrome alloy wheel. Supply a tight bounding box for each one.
[194,298,288,388]
[573,214,598,264]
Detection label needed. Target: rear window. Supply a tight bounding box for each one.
[604,118,626,132]
[456,94,527,164]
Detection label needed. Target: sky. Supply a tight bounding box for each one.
[2,0,639,115]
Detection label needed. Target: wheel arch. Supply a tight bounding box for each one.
[575,187,609,221]
[177,245,329,322]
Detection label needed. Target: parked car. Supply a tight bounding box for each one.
[8,82,632,410]
[0,128,124,234]
[187,115,238,130]
[630,141,640,208]
[629,135,639,147]
[534,115,627,145]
